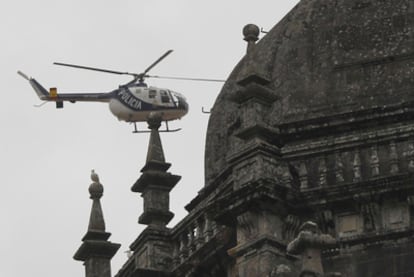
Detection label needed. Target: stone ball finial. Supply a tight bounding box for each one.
[147,112,163,130]
[243,24,260,43]
[89,169,103,199]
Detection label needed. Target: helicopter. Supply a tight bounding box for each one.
[18,50,224,133]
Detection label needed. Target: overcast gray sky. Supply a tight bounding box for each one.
[1,1,299,276]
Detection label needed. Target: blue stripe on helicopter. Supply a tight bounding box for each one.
[115,89,174,112]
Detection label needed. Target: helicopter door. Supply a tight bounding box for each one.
[149,89,157,99]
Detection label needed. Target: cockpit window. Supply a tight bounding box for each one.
[160,90,170,103]
[149,89,157,98]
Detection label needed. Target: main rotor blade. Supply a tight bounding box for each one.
[54,62,138,77]
[148,75,226,83]
[142,50,173,75]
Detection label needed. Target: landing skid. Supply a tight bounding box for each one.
[132,121,181,134]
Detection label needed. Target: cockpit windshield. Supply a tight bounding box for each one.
[171,92,179,106]
[173,91,186,101]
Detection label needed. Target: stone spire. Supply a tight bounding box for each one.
[123,112,180,275]
[145,114,165,164]
[88,170,105,231]
[132,112,181,228]
[74,170,120,277]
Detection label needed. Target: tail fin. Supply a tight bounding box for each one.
[17,71,49,100]
[17,71,29,80]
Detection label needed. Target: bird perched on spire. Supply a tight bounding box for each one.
[91,169,100,183]
[89,169,103,199]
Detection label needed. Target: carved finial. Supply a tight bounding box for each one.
[243,24,260,53]
[89,169,103,199]
[145,112,166,164]
[147,112,163,130]
[243,24,260,42]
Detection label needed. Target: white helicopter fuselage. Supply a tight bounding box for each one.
[108,85,189,122]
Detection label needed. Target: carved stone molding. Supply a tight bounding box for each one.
[284,214,301,241]
[237,212,257,241]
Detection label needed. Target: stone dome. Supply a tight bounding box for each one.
[205,0,414,186]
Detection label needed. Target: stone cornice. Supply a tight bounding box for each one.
[297,173,414,208]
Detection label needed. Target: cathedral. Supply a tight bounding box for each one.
[74,0,414,276]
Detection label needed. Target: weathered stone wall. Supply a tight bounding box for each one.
[325,242,414,277]
[201,1,414,276]
[205,0,414,186]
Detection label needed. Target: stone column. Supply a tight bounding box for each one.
[74,170,120,277]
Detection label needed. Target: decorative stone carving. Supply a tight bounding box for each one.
[337,214,362,237]
[282,164,293,188]
[317,210,334,235]
[203,214,213,241]
[284,214,301,241]
[407,195,414,207]
[360,202,379,232]
[403,142,414,172]
[237,212,257,240]
[318,157,327,187]
[353,151,362,182]
[172,241,180,267]
[334,153,345,183]
[195,219,205,249]
[389,141,399,174]
[298,161,309,190]
[188,226,196,254]
[287,222,336,276]
[382,201,410,230]
[179,232,188,262]
[269,264,292,277]
[370,146,380,177]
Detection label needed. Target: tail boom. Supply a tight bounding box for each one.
[18,70,112,103]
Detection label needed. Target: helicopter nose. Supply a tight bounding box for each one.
[178,96,189,114]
